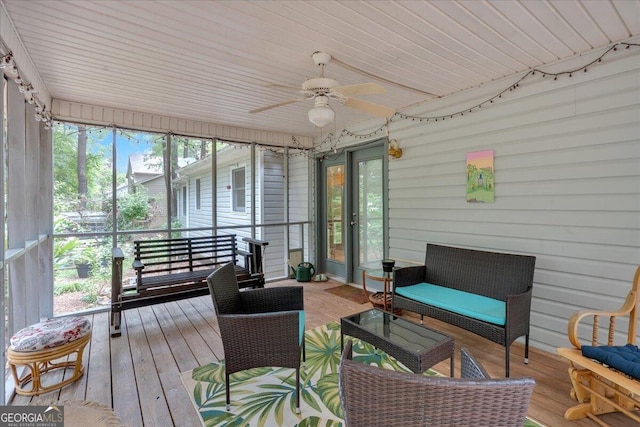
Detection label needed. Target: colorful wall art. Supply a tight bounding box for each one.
[466,150,494,203]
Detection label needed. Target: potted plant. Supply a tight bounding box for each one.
[74,245,97,278]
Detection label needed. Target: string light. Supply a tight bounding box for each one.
[388,42,639,125]
[0,50,53,128]
[297,41,638,155]
[8,40,640,155]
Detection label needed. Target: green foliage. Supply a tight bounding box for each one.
[81,293,99,304]
[53,236,80,269]
[170,218,183,238]
[54,281,92,296]
[117,187,152,229]
[73,245,97,265]
[53,123,111,213]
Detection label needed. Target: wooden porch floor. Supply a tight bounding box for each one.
[9,279,635,426]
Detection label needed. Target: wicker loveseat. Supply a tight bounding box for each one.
[392,243,536,376]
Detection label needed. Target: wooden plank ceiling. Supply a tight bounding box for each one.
[1,0,638,138]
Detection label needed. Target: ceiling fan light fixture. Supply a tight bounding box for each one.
[308,104,334,127]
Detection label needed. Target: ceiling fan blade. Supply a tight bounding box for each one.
[334,83,385,97]
[249,98,305,114]
[343,98,395,118]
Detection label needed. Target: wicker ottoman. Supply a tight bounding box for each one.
[8,317,91,396]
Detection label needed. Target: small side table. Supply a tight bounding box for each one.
[362,269,393,311]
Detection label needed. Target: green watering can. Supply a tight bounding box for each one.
[295,262,315,282]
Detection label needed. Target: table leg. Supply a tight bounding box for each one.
[450,355,455,377]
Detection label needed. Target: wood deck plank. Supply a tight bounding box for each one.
[109,312,144,427]
[161,301,218,368]
[80,311,111,406]
[138,304,202,427]
[149,303,201,371]
[125,307,173,426]
[175,298,224,361]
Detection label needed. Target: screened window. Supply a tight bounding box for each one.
[232,167,245,212]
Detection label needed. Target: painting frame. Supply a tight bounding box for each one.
[466,150,494,203]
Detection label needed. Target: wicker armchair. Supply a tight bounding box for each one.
[339,340,535,427]
[460,347,490,379]
[207,262,305,413]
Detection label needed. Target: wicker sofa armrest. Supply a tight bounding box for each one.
[505,287,533,342]
[393,265,426,288]
[240,286,304,313]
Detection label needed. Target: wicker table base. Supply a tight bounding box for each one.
[341,308,454,375]
[8,332,90,396]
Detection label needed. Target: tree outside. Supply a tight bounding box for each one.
[52,124,166,314]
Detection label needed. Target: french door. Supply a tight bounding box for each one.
[317,141,387,284]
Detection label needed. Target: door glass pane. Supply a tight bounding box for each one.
[358,158,383,266]
[326,165,344,262]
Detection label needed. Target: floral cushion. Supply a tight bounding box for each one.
[10,316,91,352]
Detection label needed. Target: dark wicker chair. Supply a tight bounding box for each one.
[207,262,305,413]
[339,340,535,427]
[460,347,490,379]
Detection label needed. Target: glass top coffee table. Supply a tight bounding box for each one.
[341,308,454,375]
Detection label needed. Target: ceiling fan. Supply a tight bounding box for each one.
[250,51,395,127]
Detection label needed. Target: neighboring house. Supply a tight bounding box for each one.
[124,152,195,228]
[126,153,164,187]
[174,146,292,279]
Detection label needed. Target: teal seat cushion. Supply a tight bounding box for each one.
[395,283,505,326]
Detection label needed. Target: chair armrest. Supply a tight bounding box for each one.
[393,265,426,289]
[111,247,125,300]
[240,237,269,275]
[567,289,638,349]
[460,347,490,379]
[132,259,144,270]
[505,287,533,343]
[112,247,124,261]
[236,249,251,257]
[241,286,304,313]
[242,237,269,247]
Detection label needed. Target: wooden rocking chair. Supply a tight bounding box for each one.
[557,266,640,426]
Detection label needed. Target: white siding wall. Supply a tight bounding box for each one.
[333,50,640,354]
[187,173,214,233]
[216,155,251,240]
[261,152,286,278]
[140,176,168,228]
[288,155,312,263]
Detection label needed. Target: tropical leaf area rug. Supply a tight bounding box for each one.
[180,322,543,427]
